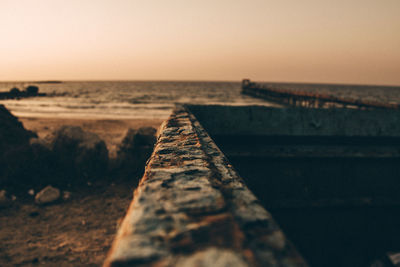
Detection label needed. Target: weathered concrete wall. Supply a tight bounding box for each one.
[104,106,307,267]
[187,105,400,206]
[187,104,400,267]
[187,105,400,137]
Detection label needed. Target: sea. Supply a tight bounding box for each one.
[0,81,399,119]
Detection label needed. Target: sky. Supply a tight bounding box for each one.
[0,0,399,85]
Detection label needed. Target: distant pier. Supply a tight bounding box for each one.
[242,79,400,109]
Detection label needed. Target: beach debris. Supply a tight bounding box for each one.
[35,185,60,205]
[0,189,12,207]
[50,126,108,182]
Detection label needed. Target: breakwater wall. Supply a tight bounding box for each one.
[105,105,400,267]
[188,105,400,267]
[242,79,400,109]
[104,106,307,267]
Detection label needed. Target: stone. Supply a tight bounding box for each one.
[25,85,39,94]
[388,252,400,265]
[176,248,248,267]
[62,191,71,200]
[118,127,157,153]
[50,126,108,182]
[35,185,60,205]
[29,138,57,185]
[114,127,157,178]
[9,87,21,94]
[0,189,11,208]
[0,104,36,187]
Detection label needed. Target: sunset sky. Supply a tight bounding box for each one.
[0,0,399,85]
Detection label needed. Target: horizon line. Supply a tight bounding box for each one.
[0,78,399,87]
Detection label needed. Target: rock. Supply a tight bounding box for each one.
[35,185,60,205]
[114,127,156,178]
[29,211,40,217]
[50,126,108,182]
[29,138,58,185]
[119,127,157,153]
[62,191,71,200]
[25,85,39,94]
[9,87,21,94]
[176,248,248,267]
[0,104,36,187]
[0,189,11,208]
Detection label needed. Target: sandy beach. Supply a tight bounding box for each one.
[19,116,164,157]
[0,115,164,266]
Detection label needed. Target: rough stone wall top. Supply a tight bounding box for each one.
[104,106,307,267]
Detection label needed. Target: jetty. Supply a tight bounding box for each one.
[104,104,400,267]
[242,79,400,109]
[0,85,46,100]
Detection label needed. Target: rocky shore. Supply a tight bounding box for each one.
[0,85,46,100]
[0,104,161,266]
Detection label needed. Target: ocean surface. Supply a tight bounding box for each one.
[0,81,271,119]
[1,81,399,119]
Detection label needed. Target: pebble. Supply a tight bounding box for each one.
[35,185,60,205]
[62,191,71,200]
[0,190,11,207]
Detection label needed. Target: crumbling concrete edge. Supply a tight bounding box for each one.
[104,105,308,267]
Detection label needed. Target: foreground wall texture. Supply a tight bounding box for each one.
[104,106,307,267]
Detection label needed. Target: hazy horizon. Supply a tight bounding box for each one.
[1,0,399,85]
[2,79,400,87]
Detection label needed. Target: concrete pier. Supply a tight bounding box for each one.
[242,79,400,109]
[104,106,307,267]
[105,105,400,267]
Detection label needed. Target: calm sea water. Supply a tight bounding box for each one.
[1,81,399,119]
[0,81,269,119]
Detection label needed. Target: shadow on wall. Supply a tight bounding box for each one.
[187,104,400,267]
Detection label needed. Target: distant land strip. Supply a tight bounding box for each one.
[35,81,63,84]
